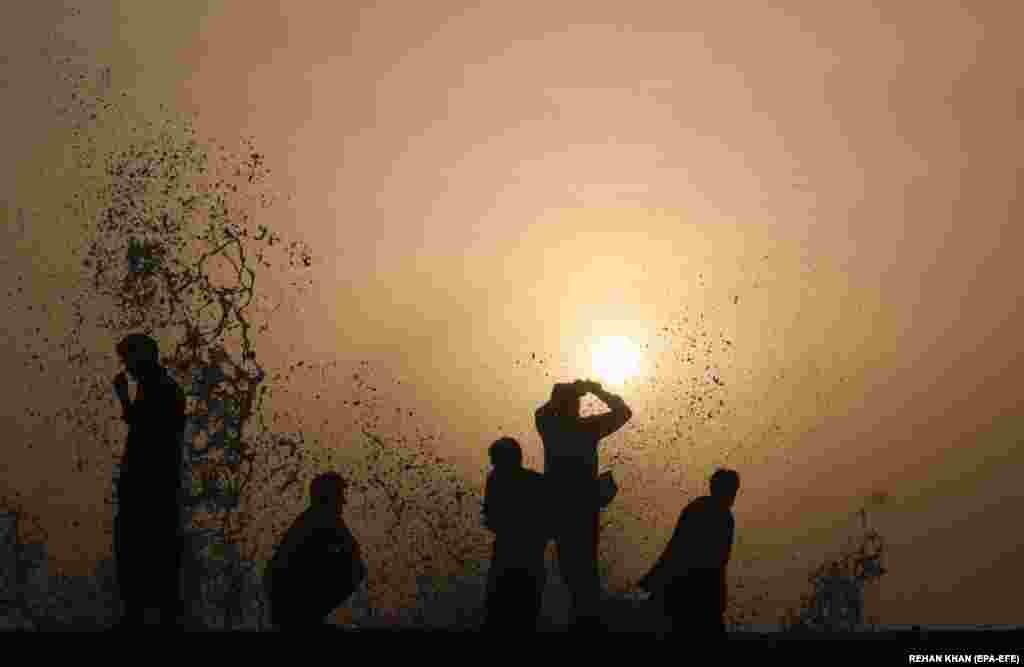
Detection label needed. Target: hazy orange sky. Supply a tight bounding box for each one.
[2,1,1021,626]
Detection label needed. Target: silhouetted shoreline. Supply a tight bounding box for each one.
[3,624,1022,643]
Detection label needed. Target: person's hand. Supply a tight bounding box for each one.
[113,372,131,403]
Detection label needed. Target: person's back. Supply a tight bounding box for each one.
[484,466,549,575]
[671,495,734,571]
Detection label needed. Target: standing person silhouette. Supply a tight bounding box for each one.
[111,333,187,629]
[535,379,632,632]
[639,468,740,640]
[264,472,367,631]
[481,437,551,633]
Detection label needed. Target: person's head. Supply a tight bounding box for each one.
[488,437,523,469]
[709,468,740,508]
[116,333,161,380]
[550,381,584,419]
[310,472,347,511]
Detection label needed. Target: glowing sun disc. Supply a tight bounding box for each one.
[591,335,641,386]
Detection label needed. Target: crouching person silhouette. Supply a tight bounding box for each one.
[265,472,367,631]
[111,334,187,629]
[639,468,739,639]
[482,437,551,633]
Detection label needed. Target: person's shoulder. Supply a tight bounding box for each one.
[292,507,321,531]
[484,468,502,489]
[686,495,711,510]
[310,510,347,539]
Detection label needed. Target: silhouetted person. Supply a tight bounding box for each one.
[535,379,632,632]
[482,437,550,633]
[264,472,367,631]
[111,333,187,629]
[638,468,740,640]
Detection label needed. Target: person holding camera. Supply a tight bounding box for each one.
[535,379,632,632]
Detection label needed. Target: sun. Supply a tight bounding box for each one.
[591,335,642,387]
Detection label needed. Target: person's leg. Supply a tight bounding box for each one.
[562,511,601,630]
[271,566,331,630]
[114,513,146,627]
[669,573,691,634]
[158,535,185,629]
[527,569,545,632]
[552,525,570,591]
[587,508,603,629]
[697,574,728,640]
[506,568,542,633]
[275,606,319,631]
[677,574,728,640]
[554,530,579,624]
[270,585,296,630]
[485,567,522,633]
[308,584,348,626]
[119,598,146,628]
[715,614,728,639]
[688,610,727,639]
[482,589,501,632]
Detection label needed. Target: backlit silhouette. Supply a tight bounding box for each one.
[535,380,632,631]
[481,437,550,633]
[111,333,187,628]
[264,472,367,630]
[639,468,740,639]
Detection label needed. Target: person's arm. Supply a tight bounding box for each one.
[173,384,187,434]
[639,507,688,593]
[720,515,735,614]
[720,565,728,616]
[723,515,735,568]
[482,474,497,533]
[534,402,555,430]
[113,373,136,423]
[334,519,367,584]
[580,383,633,441]
[268,512,315,580]
[332,521,358,555]
[171,386,188,504]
